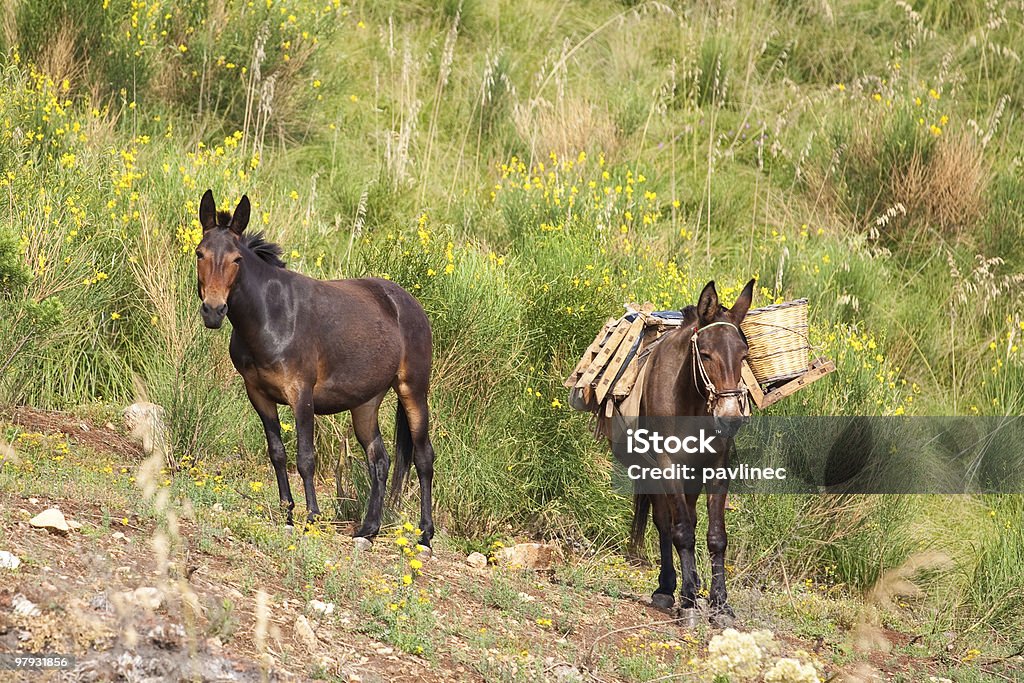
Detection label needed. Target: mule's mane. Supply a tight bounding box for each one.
[243,232,286,268]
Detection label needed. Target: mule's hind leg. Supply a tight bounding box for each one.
[672,493,701,611]
[395,386,435,549]
[245,385,295,525]
[650,497,677,611]
[351,392,390,540]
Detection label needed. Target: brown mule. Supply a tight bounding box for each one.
[627,279,755,625]
[195,190,435,547]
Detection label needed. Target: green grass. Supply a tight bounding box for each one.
[0,0,1022,654]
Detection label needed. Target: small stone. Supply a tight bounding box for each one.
[551,664,584,683]
[147,623,185,649]
[494,542,561,570]
[0,550,21,570]
[12,593,40,617]
[307,599,335,617]
[111,531,129,542]
[466,552,488,569]
[352,537,373,552]
[678,608,700,629]
[375,646,393,656]
[121,586,163,610]
[29,508,71,534]
[90,593,113,613]
[294,614,318,653]
[205,636,223,655]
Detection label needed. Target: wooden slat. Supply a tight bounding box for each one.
[741,360,766,410]
[595,303,653,402]
[575,316,633,389]
[563,318,617,388]
[613,352,643,398]
[757,358,836,409]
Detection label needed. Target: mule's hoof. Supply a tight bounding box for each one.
[709,607,736,629]
[415,545,433,562]
[353,536,374,552]
[651,592,675,612]
[676,608,700,629]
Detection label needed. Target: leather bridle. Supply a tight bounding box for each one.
[691,321,751,417]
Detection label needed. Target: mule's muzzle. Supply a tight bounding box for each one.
[714,415,748,439]
[201,302,228,329]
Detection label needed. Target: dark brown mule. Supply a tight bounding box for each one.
[195,190,435,548]
[628,279,754,625]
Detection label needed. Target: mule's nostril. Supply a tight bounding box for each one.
[216,304,228,317]
[201,302,211,314]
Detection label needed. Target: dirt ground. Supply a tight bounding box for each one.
[0,410,1016,682]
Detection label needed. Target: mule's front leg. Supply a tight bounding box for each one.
[292,389,320,524]
[706,490,735,625]
[246,386,295,525]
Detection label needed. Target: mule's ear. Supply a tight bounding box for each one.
[730,278,756,323]
[697,280,719,324]
[200,189,217,232]
[229,195,250,236]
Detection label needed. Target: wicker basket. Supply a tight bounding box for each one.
[740,299,810,384]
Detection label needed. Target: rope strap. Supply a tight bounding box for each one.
[691,321,750,414]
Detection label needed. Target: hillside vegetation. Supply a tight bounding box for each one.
[0,0,1023,673]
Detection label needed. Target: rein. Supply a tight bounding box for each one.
[690,321,750,415]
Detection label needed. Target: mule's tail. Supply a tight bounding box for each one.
[628,493,651,560]
[389,400,414,504]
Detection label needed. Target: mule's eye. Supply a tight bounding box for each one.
[700,352,712,361]
[195,251,204,260]
[233,256,243,264]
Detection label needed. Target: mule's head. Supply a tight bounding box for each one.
[692,278,756,434]
[196,189,250,329]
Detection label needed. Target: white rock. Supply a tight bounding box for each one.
[0,550,21,570]
[466,552,488,569]
[307,599,335,617]
[120,586,163,610]
[29,508,71,533]
[352,537,373,552]
[294,614,318,653]
[12,593,40,617]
